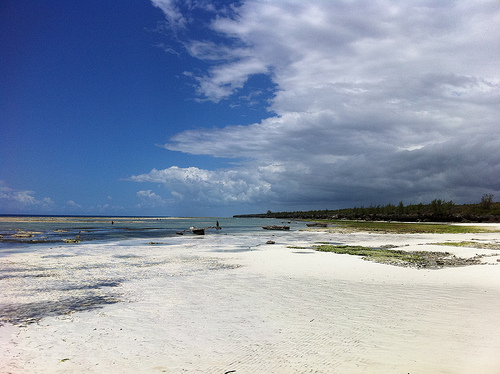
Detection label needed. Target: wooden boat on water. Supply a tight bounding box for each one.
[306,223,328,227]
[262,225,290,231]
[176,222,222,235]
[190,228,205,235]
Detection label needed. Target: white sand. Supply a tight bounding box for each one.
[1,227,500,373]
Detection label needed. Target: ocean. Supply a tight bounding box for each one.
[0,216,303,255]
[0,215,311,326]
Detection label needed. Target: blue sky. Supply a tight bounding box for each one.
[1,0,499,217]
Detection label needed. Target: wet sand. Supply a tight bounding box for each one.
[1,227,500,373]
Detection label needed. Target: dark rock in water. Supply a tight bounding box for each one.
[62,238,81,243]
[266,240,275,244]
[12,233,34,238]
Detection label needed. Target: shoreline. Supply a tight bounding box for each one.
[1,227,500,373]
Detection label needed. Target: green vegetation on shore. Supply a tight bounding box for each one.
[234,195,500,223]
[314,244,483,268]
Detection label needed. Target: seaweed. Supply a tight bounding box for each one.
[0,294,121,326]
[314,245,483,268]
[432,241,500,250]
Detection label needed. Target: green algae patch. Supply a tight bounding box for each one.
[313,244,483,268]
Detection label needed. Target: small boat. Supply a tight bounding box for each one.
[178,222,221,236]
[190,227,205,235]
[262,225,290,230]
[306,223,328,227]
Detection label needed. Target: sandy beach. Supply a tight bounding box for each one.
[1,226,500,373]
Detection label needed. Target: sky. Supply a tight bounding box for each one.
[1,0,499,217]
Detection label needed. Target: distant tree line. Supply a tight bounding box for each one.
[234,195,500,223]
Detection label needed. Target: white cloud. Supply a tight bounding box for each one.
[151,0,186,30]
[67,200,83,209]
[136,190,169,208]
[147,0,500,210]
[0,181,56,212]
[194,57,269,102]
[130,166,273,205]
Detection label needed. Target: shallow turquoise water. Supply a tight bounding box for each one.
[0,216,303,254]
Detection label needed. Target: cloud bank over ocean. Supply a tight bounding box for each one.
[133,0,499,212]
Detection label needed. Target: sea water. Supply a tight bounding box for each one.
[0,216,324,326]
[0,216,305,255]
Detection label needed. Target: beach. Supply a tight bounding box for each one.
[1,223,500,373]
